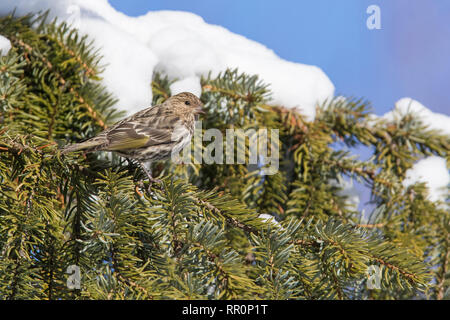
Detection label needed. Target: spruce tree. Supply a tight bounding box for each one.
[0,12,448,300]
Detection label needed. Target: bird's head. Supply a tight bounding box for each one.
[168,92,204,115]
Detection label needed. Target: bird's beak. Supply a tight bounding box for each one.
[195,106,205,115]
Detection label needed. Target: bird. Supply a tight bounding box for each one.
[61,92,204,184]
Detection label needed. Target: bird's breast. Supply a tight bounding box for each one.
[172,123,193,149]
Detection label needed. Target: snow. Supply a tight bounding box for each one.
[0,35,11,56]
[170,76,202,98]
[330,178,360,210]
[258,214,281,227]
[380,98,450,136]
[403,156,449,202]
[367,98,449,203]
[0,0,334,120]
[81,17,157,111]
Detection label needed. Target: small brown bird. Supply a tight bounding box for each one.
[62,92,203,182]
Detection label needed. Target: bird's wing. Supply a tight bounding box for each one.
[104,113,185,151]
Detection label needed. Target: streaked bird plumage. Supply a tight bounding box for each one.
[62,92,203,181]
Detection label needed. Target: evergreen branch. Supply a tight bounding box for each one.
[194,196,258,234]
[367,254,419,283]
[43,32,98,78]
[436,232,449,300]
[356,223,386,229]
[323,157,393,188]
[202,84,248,101]
[110,244,154,300]
[8,34,107,130]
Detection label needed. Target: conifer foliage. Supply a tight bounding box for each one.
[0,12,448,300]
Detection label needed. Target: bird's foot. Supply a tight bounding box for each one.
[136,160,161,192]
[145,175,162,193]
[148,176,161,184]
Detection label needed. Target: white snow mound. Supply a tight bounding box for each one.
[403,156,449,202]
[170,76,202,98]
[0,0,334,119]
[381,98,450,136]
[0,34,11,56]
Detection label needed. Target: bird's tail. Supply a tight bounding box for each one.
[61,137,105,154]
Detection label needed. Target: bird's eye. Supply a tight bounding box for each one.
[185,100,191,106]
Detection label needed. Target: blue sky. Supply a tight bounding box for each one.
[109,0,450,117]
